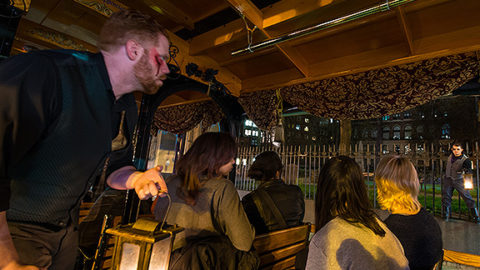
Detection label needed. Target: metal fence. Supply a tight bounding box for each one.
[234,141,480,220]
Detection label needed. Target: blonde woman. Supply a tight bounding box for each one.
[375,155,443,270]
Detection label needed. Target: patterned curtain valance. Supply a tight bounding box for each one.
[280,52,479,120]
[153,100,224,134]
[238,89,279,131]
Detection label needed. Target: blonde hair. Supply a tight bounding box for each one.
[375,155,421,213]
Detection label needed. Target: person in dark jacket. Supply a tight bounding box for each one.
[242,151,305,235]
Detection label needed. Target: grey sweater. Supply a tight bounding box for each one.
[154,175,255,252]
[306,217,409,270]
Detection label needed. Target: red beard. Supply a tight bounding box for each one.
[133,49,162,94]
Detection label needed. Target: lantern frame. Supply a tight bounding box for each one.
[106,218,183,270]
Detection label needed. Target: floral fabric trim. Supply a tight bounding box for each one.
[153,100,224,134]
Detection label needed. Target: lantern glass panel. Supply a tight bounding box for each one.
[119,242,141,270]
[148,236,172,270]
[464,173,474,190]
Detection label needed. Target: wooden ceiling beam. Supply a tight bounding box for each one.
[169,31,242,96]
[395,6,414,55]
[16,19,97,52]
[242,40,480,93]
[144,0,195,30]
[262,0,343,28]
[191,0,332,55]
[190,19,245,56]
[226,0,264,29]
[159,97,212,109]
[225,0,309,77]
[275,44,309,77]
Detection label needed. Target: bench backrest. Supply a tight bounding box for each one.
[79,202,94,224]
[253,223,311,270]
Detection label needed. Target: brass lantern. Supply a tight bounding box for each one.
[106,194,182,270]
[106,218,182,270]
[463,173,474,190]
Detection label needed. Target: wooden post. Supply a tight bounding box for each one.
[339,120,351,155]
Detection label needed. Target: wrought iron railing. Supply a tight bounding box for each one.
[234,141,480,221]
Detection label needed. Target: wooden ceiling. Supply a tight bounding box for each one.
[10,0,480,107]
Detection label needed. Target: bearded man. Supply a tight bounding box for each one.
[0,10,170,270]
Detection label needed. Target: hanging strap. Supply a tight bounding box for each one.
[251,188,287,230]
[276,89,283,125]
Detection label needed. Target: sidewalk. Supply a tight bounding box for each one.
[437,217,480,255]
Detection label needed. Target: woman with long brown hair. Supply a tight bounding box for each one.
[306,156,408,270]
[153,132,257,269]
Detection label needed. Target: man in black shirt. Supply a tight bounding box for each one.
[0,10,171,270]
[442,142,479,223]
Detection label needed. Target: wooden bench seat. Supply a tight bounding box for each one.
[253,223,311,270]
[93,222,311,269]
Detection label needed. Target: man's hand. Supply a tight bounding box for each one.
[131,166,168,200]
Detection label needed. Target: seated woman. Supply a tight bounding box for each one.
[306,156,409,270]
[153,132,258,269]
[375,155,443,270]
[242,151,305,235]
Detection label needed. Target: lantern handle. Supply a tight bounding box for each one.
[160,193,172,231]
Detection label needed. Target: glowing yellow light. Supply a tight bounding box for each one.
[464,173,474,190]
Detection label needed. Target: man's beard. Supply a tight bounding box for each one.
[134,49,161,94]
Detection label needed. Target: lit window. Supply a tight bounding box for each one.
[244,129,251,136]
[393,125,401,140]
[441,124,450,139]
[295,125,300,130]
[245,120,252,126]
[305,118,310,123]
[329,118,334,123]
[404,125,412,140]
[312,136,316,141]
[304,126,309,132]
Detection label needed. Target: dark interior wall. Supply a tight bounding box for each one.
[0,2,21,59]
